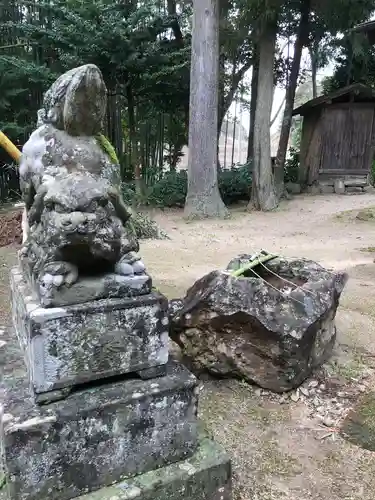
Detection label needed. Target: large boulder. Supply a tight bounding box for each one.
[170,255,348,392]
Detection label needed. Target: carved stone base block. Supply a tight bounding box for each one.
[0,434,231,500]
[1,358,199,500]
[10,267,169,399]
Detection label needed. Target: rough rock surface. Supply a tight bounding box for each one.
[0,318,199,500]
[11,267,169,399]
[19,64,150,306]
[0,433,230,500]
[170,255,348,392]
[285,182,301,195]
[0,209,22,247]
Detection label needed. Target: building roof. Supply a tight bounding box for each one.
[292,83,375,116]
[352,20,375,44]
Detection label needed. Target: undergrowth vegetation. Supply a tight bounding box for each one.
[122,164,252,208]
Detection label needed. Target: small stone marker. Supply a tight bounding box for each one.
[334,179,345,194]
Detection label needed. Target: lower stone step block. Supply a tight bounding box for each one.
[1,361,199,500]
[0,435,231,500]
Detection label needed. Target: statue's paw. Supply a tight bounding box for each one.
[131,259,146,275]
[120,251,140,264]
[19,245,28,258]
[40,261,79,289]
[120,236,139,256]
[115,253,146,276]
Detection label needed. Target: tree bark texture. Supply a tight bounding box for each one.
[250,18,278,211]
[224,117,229,168]
[106,90,122,163]
[247,49,259,162]
[309,46,318,98]
[276,0,310,173]
[270,96,286,128]
[126,82,142,196]
[217,52,226,139]
[184,0,228,219]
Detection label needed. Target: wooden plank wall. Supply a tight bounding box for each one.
[299,103,375,185]
[321,106,352,172]
[349,105,375,172]
[320,103,374,174]
[298,109,322,185]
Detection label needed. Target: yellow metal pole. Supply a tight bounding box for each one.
[0,131,21,163]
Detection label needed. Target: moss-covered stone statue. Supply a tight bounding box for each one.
[19,64,151,307]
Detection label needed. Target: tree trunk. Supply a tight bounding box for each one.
[231,101,238,166]
[309,45,318,98]
[224,116,229,168]
[184,0,229,219]
[270,96,286,128]
[126,81,142,196]
[217,0,248,142]
[247,49,259,162]
[218,60,234,139]
[216,47,226,173]
[346,37,354,86]
[276,0,310,173]
[167,0,184,43]
[249,17,278,211]
[106,90,122,161]
[217,52,227,139]
[218,59,252,143]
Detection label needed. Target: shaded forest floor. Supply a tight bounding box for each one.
[1,192,375,499]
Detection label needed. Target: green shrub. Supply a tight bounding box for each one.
[121,182,138,205]
[149,170,188,208]
[218,163,252,205]
[121,164,253,209]
[284,147,300,184]
[371,160,375,186]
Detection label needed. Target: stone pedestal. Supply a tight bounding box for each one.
[11,268,169,403]
[1,267,232,500]
[0,433,231,500]
[2,361,198,500]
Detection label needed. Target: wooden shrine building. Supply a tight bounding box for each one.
[352,20,375,44]
[292,83,375,190]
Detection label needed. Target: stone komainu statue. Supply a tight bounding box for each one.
[19,64,150,307]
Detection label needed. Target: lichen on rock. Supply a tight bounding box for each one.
[18,64,153,306]
[95,133,120,165]
[170,254,348,392]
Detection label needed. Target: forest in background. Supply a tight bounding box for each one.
[1,0,375,214]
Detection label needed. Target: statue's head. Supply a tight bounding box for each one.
[39,64,107,137]
[40,172,123,264]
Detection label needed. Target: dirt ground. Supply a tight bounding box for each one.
[2,193,375,499]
